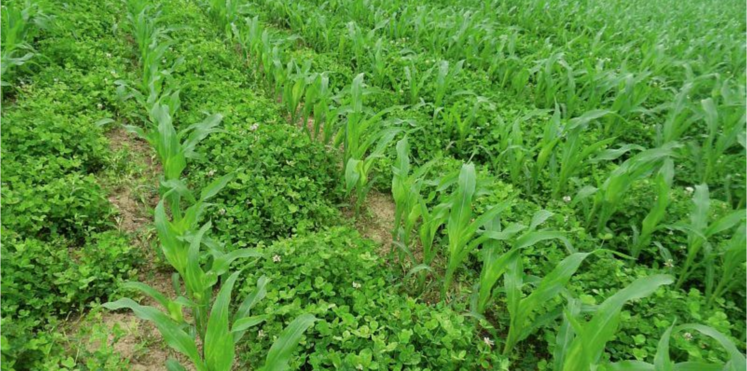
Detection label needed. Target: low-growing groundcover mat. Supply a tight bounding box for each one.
[1,0,745,369]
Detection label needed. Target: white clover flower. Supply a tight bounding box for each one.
[685,186,694,194]
[207,169,216,177]
[273,255,282,263]
[683,332,693,341]
[258,329,266,339]
[250,123,259,131]
[352,282,361,289]
[483,337,495,347]
[105,52,112,58]
[664,259,674,268]
[563,195,572,203]
[218,208,226,215]
[53,78,59,83]
[97,103,103,110]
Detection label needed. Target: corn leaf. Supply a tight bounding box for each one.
[262,313,317,371]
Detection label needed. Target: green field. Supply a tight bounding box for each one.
[2,0,746,369]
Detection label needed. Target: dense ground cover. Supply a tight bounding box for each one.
[1,0,745,370]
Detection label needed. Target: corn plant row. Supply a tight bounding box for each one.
[203,0,746,299]
[279,0,744,129]
[227,3,744,250]
[247,0,745,204]
[389,138,745,369]
[102,2,315,370]
[195,1,409,216]
[218,0,611,203]
[194,0,744,368]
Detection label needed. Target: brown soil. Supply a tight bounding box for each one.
[348,191,397,257]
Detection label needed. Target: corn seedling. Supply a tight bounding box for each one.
[401,58,434,105]
[306,73,344,144]
[550,109,619,199]
[554,275,674,371]
[338,74,404,215]
[502,250,599,355]
[105,272,316,371]
[126,104,222,182]
[416,195,450,273]
[654,82,697,146]
[476,210,571,314]
[127,2,172,65]
[666,184,746,296]
[708,224,746,308]
[390,137,434,262]
[585,142,680,233]
[206,0,244,39]
[280,59,312,125]
[344,123,403,215]
[0,0,51,86]
[629,161,673,259]
[441,163,509,300]
[695,95,747,184]
[369,38,389,88]
[433,59,465,108]
[440,94,493,154]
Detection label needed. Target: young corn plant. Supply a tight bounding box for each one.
[401,58,435,105]
[695,96,746,184]
[206,0,244,39]
[584,142,680,233]
[666,184,746,297]
[441,163,509,300]
[390,137,434,263]
[344,124,403,216]
[554,275,674,371]
[708,224,746,308]
[433,59,465,108]
[339,74,404,215]
[106,272,317,371]
[127,2,171,65]
[476,210,571,314]
[629,160,674,259]
[440,94,493,155]
[368,38,389,88]
[117,42,184,114]
[502,251,601,355]
[0,0,52,86]
[392,136,428,256]
[654,82,697,146]
[280,59,312,126]
[307,74,346,145]
[603,323,746,371]
[549,109,621,199]
[126,103,223,182]
[416,194,450,276]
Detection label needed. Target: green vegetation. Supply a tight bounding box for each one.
[2,0,745,369]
